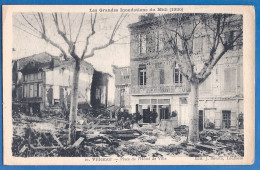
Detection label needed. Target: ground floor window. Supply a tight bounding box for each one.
[137,98,171,123]
[238,113,244,129]
[204,109,215,129]
[222,110,231,129]
[159,105,170,120]
[199,110,204,131]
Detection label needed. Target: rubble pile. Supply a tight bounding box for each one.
[12,109,244,157]
[199,129,244,157]
[122,143,151,157]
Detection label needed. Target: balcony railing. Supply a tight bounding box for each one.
[130,84,190,95]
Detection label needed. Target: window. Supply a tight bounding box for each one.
[24,74,28,82]
[174,64,183,85]
[224,67,236,92]
[202,35,210,54]
[204,109,215,129]
[159,105,170,120]
[34,83,37,97]
[29,74,34,81]
[95,88,101,100]
[238,113,243,129]
[200,76,211,91]
[193,37,203,54]
[139,34,146,54]
[34,73,38,80]
[155,30,164,52]
[38,72,42,80]
[23,85,27,98]
[146,32,155,53]
[29,84,34,98]
[160,69,165,84]
[222,110,231,129]
[120,88,125,107]
[139,65,146,86]
[38,84,42,97]
[225,30,242,50]
[124,75,130,79]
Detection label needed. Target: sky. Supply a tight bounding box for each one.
[12,13,140,74]
[12,12,141,103]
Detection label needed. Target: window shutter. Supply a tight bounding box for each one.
[230,112,237,128]
[214,111,221,129]
[224,67,236,92]
[160,69,165,84]
[140,34,147,54]
[39,84,42,97]
[159,30,164,51]
[23,85,26,98]
[34,83,37,97]
[29,84,34,98]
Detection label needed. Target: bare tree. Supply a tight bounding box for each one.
[162,13,243,142]
[16,12,127,144]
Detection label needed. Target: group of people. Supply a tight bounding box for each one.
[115,109,144,129]
[117,117,132,129]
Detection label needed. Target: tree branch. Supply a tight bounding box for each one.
[81,13,97,60]
[60,13,67,35]
[21,13,41,34]
[52,13,79,60]
[82,14,127,60]
[74,13,85,44]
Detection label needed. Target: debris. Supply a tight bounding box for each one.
[72,137,84,147]
[101,129,142,140]
[51,133,64,147]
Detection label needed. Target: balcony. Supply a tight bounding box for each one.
[130,84,190,95]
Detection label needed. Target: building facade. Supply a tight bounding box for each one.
[13,52,109,115]
[113,65,131,111]
[128,14,243,131]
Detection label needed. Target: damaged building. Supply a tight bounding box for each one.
[112,65,131,111]
[12,52,110,115]
[126,14,243,131]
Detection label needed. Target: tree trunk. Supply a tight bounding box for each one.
[188,81,200,143]
[69,59,81,145]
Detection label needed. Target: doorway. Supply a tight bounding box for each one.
[199,110,203,131]
[143,108,151,123]
[222,110,231,129]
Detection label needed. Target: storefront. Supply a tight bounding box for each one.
[134,98,173,124]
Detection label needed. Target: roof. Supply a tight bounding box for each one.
[15,52,58,71]
[128,14,179,30]
[14,52,94,74]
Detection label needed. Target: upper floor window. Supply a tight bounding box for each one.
[160,69,165,84]
[139,34,147,54]
[24,72,42,82]
[174,64,183,85]
[193,35,210,55]
[38,72,42,80]
[124,75,130,79]
[224,67,236,92]
[200,76,211,91]
[30,73,34,81]
[24,74,28,82]
[139,65,146,86]
[225,30,242,50]
[155,30,164,52]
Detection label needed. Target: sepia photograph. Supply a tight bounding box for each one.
[2,5,255,165]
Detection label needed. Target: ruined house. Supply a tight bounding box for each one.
[112,65,131,111]
[12,52,109,115]
[127,14,243,131]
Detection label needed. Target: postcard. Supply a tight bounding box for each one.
[2,5,255,165]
